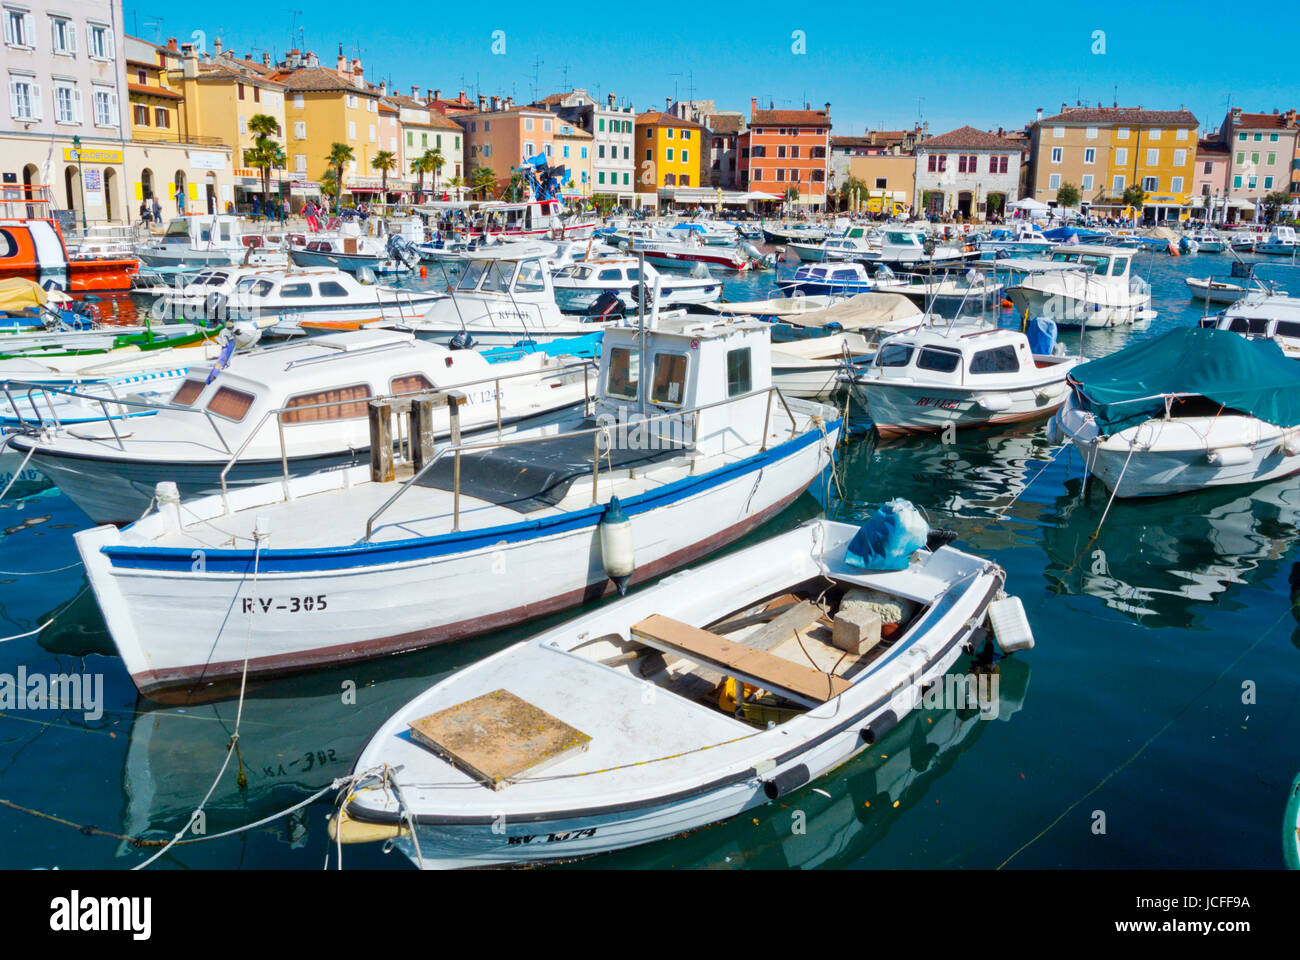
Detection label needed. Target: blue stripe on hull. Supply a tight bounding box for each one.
[103,419,840,574]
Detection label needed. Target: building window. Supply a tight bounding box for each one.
[681,149,688,163]
[1251,152,1260,165]
[237,82,246,100]
[1236,151,1246,165]
[53,82,77,124]
[524,117,533,130]
[1115,148,1128,166]
[1238,132,1247,141]
[49,15,74,54]
[1085,126,1098,139]
[598,172,605,184]
[1233,175,1243,188]
[1081,174,1094,190]
[1142,176,1158,191]
[1248,176,1257,190]
[666,148,673,161]
[1265,176,1274,189]
[1084,148,1096,164]
[155,106,169,128]
[1267,152,1277,165]
[1203,160,1213,174]
[293,93,304,109]
[1270,132,1279,142]
[8,74,37,120]
[1173,149,1186,167]
[1116,127,1129,139]
[1048,173,1061,189]
[133,103,149,126]
[1253,132,1262,141]
[581,146,587,159]
[1148,128,1162,140]
[1146,149,1158,166]
[1053,126,1063,138]
[542,118,552,132]
[92,86,116,126]
[347,121,356,139]
[645,148,652,161]
[927,154,937,172]
[1112,175,1125,192]
[86,21,113,59]
[1050,147,1062,164]
[295,154,306,173]
[294,120,306,139]
[666,128,673,139]
[1170,176,1183,192]
[4,6,31,48]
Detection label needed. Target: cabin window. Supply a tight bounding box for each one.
[318,281,349,297]
[916,348,961,373]
[207,387,256,422]
[282,384,373,424]
[280,283,312,298]
[875,344,913,367]
[515,260,546,292]
[456,261,488,291]
[606,346,639,400]
[650,353,688,406]
[969,345,1020,374]
[1109,258,1128,277]
[480,261,514,293]
[164,220,189,237]
[1275,321,1300,339]
[390,374,433,396]
[0,230,18,258]
[235,278,274,297]
[726,348,752,397]
[597,268,623,281]
[170,379,206,407]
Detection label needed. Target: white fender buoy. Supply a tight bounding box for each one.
[987,596,1034,654]
[1046,414,1064,446]
[599,495,634,595]
[1206,446,1252,467]
[975,393,1012,412]
[1283,431,1300,457]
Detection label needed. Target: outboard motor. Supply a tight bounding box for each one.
[450,330,476,350]
[590,290,624,319]
[874,263,896,280]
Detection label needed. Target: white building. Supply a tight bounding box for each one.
[3,0,130,224]
[914,125,1021,220]
[535,88,635,204]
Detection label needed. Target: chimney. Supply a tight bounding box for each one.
[478,94,487,112]
[457,90,466,102]
[1035,107,1043,122]
[379,80,387,95]
[433,89,441,101]
[262,51,271,67]
[824,102,830,114]
[607,92,615,108]
[213,36,223,57]
[412,85,420,99]
[666,96,671,111]
[490,95,501,111]
[181,43,199,79]
[337,48,347,74]
[750,97,757,114]
[167,36,178,52]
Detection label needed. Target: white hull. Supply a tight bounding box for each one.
[76,410,838,701]
[341,519,1004,868]
[1006,284,1154,327]
[1056,401,1300,498]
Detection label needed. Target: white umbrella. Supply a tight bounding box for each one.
[1009,197,1050,211]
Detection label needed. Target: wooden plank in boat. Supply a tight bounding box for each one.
[740,600,827,653]
[407,689,591,791]
[631,615,852,707]
[710,593,802,634]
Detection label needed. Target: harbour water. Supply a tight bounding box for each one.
[1,251,1297,869]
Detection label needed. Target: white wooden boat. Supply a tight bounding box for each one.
[787,226,877,263]
[16,328,593,524]
[1050,327,1300,498]
[1005,245,1155,327]
[333,516,1027,868]
[551,258,721,313]
[75,316,840,701]
[846,325,1078,438]
[1185,276,1251,305]
[860,228,977,269]
[1203,293,1300,356]
[1256,226,1299,257]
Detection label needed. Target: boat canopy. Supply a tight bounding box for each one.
[0,277,69,310]
[1069,327,1300,434]
[778,292,922,330]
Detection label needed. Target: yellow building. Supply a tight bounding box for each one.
[634,111,705,192]
[554,125,594,197]
[1031,106,1198,220]
[270,52,386,200]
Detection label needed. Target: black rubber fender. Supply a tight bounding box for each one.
[763,763,811,800]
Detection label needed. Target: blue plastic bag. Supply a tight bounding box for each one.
[1026,316,1058,357]
[844,499,930,572]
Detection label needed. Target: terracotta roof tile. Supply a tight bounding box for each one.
[1039,106,1197,126]
[127,82,184,101]
[918,125,1019,149]
[751,109,830,126]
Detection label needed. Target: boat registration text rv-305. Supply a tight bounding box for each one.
[240,596,328,613]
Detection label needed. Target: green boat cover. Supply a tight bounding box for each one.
[1068,327,1300,434]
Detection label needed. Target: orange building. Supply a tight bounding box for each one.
[738,99,831,208]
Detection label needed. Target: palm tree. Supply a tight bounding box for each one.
[424,148,445,197]
[410,155,429,203]
[371,150,397,207]
[243,135,286,214]
[448,175,464,200]
[470,166,497,200]
[325,142,354,209]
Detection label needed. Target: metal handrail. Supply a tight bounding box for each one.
[362,384,802,542]
[216,356,598,506]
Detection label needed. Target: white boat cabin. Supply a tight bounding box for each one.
[595,316,774,456]
[870,325,1049,386]
[1044,244,1135,279]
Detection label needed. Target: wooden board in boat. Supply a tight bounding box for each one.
[631,614,852,706]
[408,688,592,791]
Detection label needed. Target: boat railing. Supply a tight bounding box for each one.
[1,379,235,455]
[361,384,802,542]
[216,355,599,511]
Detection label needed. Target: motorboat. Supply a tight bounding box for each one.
[845,322,1078,438]
[0,185,138,291]
[137,216,288,269]
[787,226,876,263]
[884,267,1006,318]
[775,262,896,297]
[1230,233,1257,254]
[1198,292,1300,358]
[1004,245,1155,327]
[1050,327,1300,498]
[976,223,1052,257]
[628,232,765,272]
[1188,228,1227,254]
[1256,226,1299,257]
[858,228,978,269]
[15,328,593,524]
[331,514,1028,868]
[387,250,621,345]
[762,222,829,245]
[149,264,444,335]
[551,257,721,313]
[667,221,738,246]
[288,222,421,275]
[75,315,841,701]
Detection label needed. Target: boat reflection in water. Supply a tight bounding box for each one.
[587,655,1029,870]
[1044,475,1300,626]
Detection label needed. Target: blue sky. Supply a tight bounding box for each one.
[122,0,1294,137]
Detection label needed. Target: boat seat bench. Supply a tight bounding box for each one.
[631,614,852,708]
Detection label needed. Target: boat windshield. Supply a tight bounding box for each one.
[164,219,190,238]
[479,260,515,293]
[457,260,489,291]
